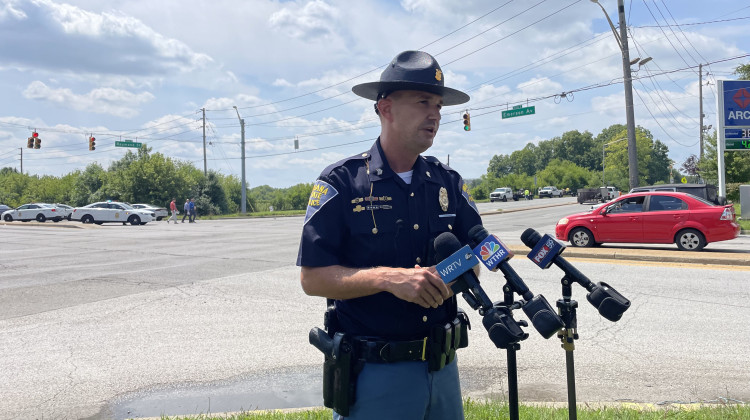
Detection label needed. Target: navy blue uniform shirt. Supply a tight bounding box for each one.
[297,139,482,340]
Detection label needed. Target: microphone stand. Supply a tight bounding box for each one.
[457,283,527,420]
[557,275,579,420]
[500,283,522,420]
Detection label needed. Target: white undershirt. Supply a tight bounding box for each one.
[397,170,413,184]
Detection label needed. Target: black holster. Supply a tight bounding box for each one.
[309,302,360,416]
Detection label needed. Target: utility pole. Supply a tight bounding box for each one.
[617,0,639,189]
[202,108,207,175]
[240,118,246,214]
[591,0,641,190]
[233,106,247,214]
[19,148,22,174]
[699,64,704,160]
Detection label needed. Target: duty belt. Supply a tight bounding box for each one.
[351,311,470,371]
[354,337,428,363]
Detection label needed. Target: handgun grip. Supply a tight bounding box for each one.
[309,327,334,356]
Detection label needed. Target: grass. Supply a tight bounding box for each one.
[734,204,750,231]
[146,399,750,420]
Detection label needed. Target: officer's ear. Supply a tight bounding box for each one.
[377,97,395,122]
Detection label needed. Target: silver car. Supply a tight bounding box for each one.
[131,204,168,221]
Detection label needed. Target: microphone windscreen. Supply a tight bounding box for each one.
[521,228,542,248]
[434,232,462,261]
[468,224,489,248]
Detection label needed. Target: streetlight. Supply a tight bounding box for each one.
[233,106,247,214]
[590,0,650,190]
[602,137,627,185]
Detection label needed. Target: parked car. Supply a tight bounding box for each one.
[131,204,168,221]
[71,201,155,225]
[538,186,563,198]
[629,183,724,205]
[2,203,66,222]
[555,191,740,251]
[0,204,10,213]
[489,187,514,202]
[53,203,74,221]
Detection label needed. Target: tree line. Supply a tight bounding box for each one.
[0,147,311,215]
[469,124,672,200]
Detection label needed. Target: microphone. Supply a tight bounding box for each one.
[521,228,631,322]
[434,231,492,311]
[435,231,529,348]
[468,225,564,339]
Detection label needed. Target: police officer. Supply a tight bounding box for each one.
[297,50,482,419]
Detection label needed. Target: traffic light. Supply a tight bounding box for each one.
[32,132,40,149]
[89,136,96,151]
[27,137,34,148]
[462,112,471,131]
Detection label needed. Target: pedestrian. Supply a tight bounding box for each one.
[524,188,530,200]
[188,198,196,223]
[167,198,178,224]
[297,51,481,419]
[181,199,189,223]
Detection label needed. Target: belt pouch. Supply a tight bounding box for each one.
[445,321,457,365]
[428,324,447,372]
[457,310,470,349]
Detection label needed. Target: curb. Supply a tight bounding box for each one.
[479,200,577,216]
[0,221,83,229]
[506,245,750,267]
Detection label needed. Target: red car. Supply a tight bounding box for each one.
[555,191,740,251]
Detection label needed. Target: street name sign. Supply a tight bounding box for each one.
[115,141,142,148]
[502,106,535,119]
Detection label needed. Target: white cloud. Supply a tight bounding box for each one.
[0,0,213,77]
[269,0,341,40]
[273,79,293,87]
[22,81,154,118]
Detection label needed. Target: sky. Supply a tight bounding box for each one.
[0,0,748,188]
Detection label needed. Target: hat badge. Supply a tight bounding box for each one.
[435,69,442,81]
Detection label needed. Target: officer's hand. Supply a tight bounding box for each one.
[386,265,451,309]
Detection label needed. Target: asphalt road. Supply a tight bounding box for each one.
[0,198,748,419]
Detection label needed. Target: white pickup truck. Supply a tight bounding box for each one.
[538,186,563,198]
[600,186,620,201]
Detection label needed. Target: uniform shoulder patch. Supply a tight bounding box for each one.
[460,179,480,215]
[304,180,339,225]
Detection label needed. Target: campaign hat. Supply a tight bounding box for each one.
[352,51,469,106]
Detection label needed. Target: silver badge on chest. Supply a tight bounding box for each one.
[439,187,449,212]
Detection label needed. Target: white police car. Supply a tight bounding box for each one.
[71,201,155,225]
[2,203,66,222]
[52,203,74,221]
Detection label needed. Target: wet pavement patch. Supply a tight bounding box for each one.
[110,367,322,419]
